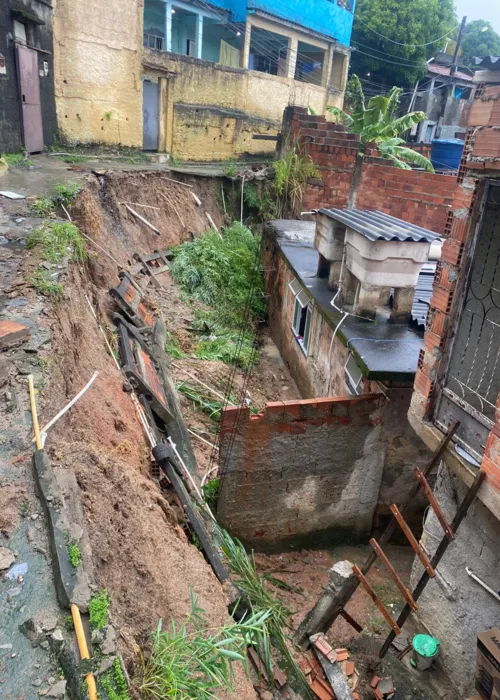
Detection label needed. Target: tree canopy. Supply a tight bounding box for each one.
[350,0,457,87]
[460,20,500,68]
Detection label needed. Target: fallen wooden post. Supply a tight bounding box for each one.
[191,191,202,206]
[159,192,185,227]
[161,176,193,188]
[125,204,161,236]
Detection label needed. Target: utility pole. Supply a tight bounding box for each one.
[451,16,467,73]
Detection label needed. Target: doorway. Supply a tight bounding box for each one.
[143,80,159,151]
[15,44,43,153]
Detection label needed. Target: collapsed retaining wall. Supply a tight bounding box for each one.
[217,395,386,550]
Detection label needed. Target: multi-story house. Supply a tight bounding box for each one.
[52,0,354,160]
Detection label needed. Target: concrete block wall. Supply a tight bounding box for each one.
[411,462,500,697]
[217,395,386,550]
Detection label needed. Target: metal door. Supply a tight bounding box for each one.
[142,81,158,151]
[16,45,43,153]
[435,181,500,460]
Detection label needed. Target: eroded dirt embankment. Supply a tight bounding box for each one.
[31,170,258,695]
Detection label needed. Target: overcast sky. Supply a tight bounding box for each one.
[454,0,500,34]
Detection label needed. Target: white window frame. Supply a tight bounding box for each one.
[344,352,363,395]
[289,279,313,355]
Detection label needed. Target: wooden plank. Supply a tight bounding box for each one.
[379,470,486,658]
[352,566,401,635]
[390,505,435,577]
[369,539,418,611]
[161,176,193,188]
[414,467,455,540]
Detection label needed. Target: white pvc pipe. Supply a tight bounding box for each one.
[466,567,500,603]
[34,371,99,441]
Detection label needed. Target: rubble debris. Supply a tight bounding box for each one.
[310,635,355,700]
[0,319,30,349]
[0,190,25,199]
[370,675,395,699]
[0,546,15,570]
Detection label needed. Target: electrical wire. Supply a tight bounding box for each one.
[353,13,460,48]
[352,40,439,68]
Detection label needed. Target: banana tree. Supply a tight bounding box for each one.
[328,75,434,172]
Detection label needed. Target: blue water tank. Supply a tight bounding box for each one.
[431,139,465,171]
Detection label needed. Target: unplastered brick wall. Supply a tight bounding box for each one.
[216,395,386,550]
[284,106,458,234]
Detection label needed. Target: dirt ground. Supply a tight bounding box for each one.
[9,168,303,697]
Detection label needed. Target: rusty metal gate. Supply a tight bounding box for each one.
[436,181,500,460]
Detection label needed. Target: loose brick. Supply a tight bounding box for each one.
[0,320,30,349]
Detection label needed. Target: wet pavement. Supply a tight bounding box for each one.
[0,198,65,698]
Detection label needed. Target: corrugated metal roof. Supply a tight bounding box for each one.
[411,261,436,327]
[427,62,473,81]
[473,56,500,70]
[317,209,442,243]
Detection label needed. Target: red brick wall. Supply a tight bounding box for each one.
[286,107,457,234]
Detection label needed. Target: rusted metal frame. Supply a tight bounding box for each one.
[352,565,401,635]
[369,538,418,611]
[414,467,455,540]
[390,505,435,577]
[379,469,486,658]
[339,608,363,633]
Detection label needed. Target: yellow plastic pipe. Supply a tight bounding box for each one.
[71,604,98,700]
[28,375,42,450]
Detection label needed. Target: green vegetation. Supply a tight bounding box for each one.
[243,183,277,222]
[272,140,320,218]
[27,221,87,264]
[176,383,226,422]
[140,590,271,699]
[328,76,434,171]
[89,590,110,630]
[67,542,82,568]
[61,154,87,163]
[64,615,75,631]
[98,659,130,700]
[52,181,82,208]
[20,499,30,517]
[30,196,56,218]
[202,478,220,511]
[30,269,64,297]
[1,152,35,167]
[461,20,500,68]
[171,223,264,323]
[165,331,187,359]
[215,526,311,696]
[223,159,238,177]
[104,111,113,121]
[169,153,181,167]
[170,222,264,368]
[350,0,456,85]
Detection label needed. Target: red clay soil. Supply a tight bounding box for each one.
[25,172,258,696]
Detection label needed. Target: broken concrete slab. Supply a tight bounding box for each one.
[32,449,93,610]
[0,320,30,349]
[45,679,66,697]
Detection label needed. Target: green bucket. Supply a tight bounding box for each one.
[411,634,440,670]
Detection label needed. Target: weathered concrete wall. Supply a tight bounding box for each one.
[411,462,500,697]
[263,236,433,530]
[217,395,386,550]
[144,50,344,161]
[53,0,144,147]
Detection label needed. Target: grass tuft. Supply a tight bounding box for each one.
[202,478,220,510]
[2,152,35,167]
[30,195,56,217]
[51,181,82,208]
[30,269,64,297]
[98,658,130,700]
[60,154,87,164]
[176,383,227,422]
[140,590,271,699]
[67,543,82,568]
[89,590,110,630]
[165,330,187,359]
[27,221,87,264]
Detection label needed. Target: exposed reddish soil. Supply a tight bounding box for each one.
[23,170,298,696]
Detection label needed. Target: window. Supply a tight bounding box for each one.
[13,20,27,44]
[289,280,313,354]
[345,353,363,395]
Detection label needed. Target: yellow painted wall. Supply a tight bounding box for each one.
[144,50,346,161]
[53,0,144,147]
[52,0,347,158]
